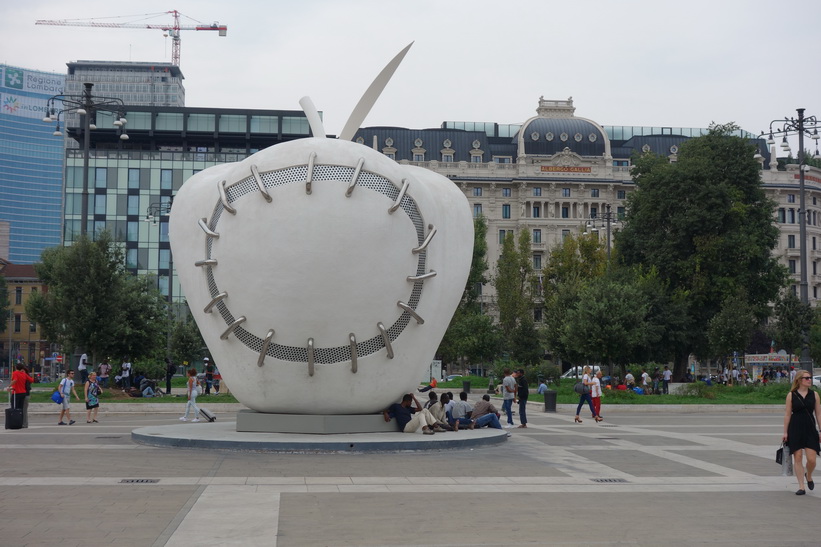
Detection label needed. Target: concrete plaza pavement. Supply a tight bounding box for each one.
[1,399,819,546]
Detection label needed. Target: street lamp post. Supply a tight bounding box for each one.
[43,83,129,237]
[585,203,621,262]
[763,109,821,374]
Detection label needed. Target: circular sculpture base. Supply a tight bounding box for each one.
[131,421,508,453]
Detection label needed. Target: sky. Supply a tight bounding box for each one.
[3,0,821,144]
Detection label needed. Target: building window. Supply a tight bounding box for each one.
[590,206,598,218]
[533,187,542,197]
[788,209,796,224]
[160,169,173,190]
[814,237,817,250]
[493,156,512,163]
[502,204,511,219]
[787,194,796,203]
[471,155,482,163]
[562,229,570,240]
[534,307,543,322]
[442,153,454,162]
[792,285,797,296]
[95,167,107,189]
[532,206,541,218]
[617,206,625,219]
[561,206,569,219]
[473,187,482,197]
[814,261,818,276]
[815,286,819,299]
[15,287,22,305]
[127,168,140,190]
[94,195,106,215]
[788,235,796,248]
[533,229,541,243]
[533,254,542,270]
[413,153,425,162]
[127,195,140,216]
[789,260,797,274]
[14,314,21,333]
[384,152,395,160]
[562,188,571,197]
[127,221,139,242]
[778,208,786,223]
[499,230,506,244]
[29,321,36,333]
[473,204,482,217]
[617,190,626,199]
[159,249,171,270]
[591,189,600,197]
[502,188,511,197]
[126,249,138,269]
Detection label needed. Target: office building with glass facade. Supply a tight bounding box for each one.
[0,64,66,264]
[65,61,185,107]
[62,105,312,306]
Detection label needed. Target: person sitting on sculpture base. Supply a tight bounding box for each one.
[383,393,446,435]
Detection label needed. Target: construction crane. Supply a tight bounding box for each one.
[35,10,227,67]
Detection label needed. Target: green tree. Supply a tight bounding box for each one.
[560,275,656,376]
[493,229,534,337]
[170,310,207,368]
[707,289,757,364]
[26,232,168,364]
[541,232,607,364]
[617,123,788,375]
[772,291,813,357]
[437,216,494,369]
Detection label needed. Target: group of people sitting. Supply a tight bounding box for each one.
[383,391,507,434]
[123,372,160,398]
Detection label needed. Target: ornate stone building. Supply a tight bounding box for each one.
[354,97,819,320]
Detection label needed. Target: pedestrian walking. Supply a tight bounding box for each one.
[120,358,132,390]
[591,370,604,422]
[180,368,201,422]
[783,371,821,495]
[574,366,596,424]
[515,369,528,428]
[8,363,34,429]
[57,370,81,425]
[84,372,102,423]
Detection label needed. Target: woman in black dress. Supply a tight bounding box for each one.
[782,372,821,495]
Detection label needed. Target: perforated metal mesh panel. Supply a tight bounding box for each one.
[200,162,428,366]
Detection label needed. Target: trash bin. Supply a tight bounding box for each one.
[462,380,471,394]
[544,389,557,412]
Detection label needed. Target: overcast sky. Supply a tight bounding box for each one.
[4,0,820,144]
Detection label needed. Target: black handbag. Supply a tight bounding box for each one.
[776,443,785,465]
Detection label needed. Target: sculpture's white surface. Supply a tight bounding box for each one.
[170,137,473,414]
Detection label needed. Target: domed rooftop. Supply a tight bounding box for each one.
[515,97,610,158]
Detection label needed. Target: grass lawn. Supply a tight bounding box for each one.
[434,376,801,405]
[28,376,239,404]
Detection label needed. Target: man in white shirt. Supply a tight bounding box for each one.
[641,370,651,393]
[78,352,89,384]
[121,359,132,390]
[501,369,516,428]
[662,365,673,394]
[449,392,474,431]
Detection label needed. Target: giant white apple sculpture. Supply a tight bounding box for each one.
[169,47,473,415]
